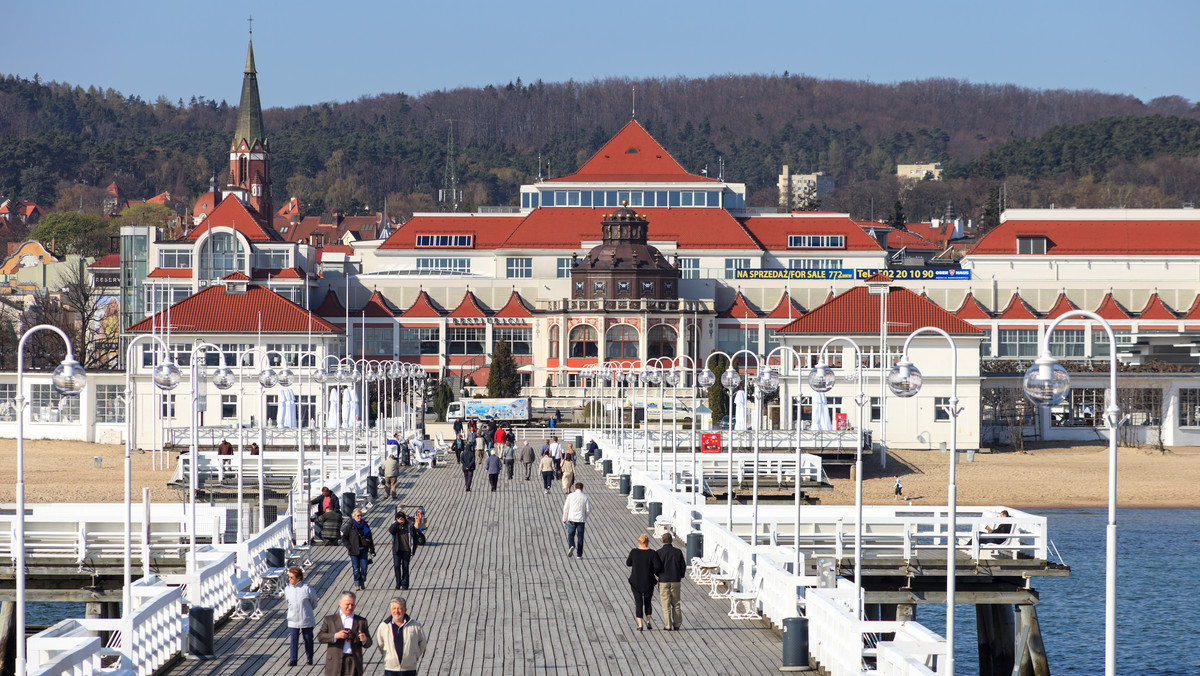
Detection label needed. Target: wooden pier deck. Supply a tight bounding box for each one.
[164,458,800,675]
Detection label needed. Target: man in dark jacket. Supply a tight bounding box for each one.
[460,444,476,492]
[485,450,502,491]
[315,505,343,545]
[310,487,340,520]
[656,532,687,630]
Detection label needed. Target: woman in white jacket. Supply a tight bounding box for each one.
[284,567,318,666]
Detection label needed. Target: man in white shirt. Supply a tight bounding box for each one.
[561,482,591,559]
[548,437,564,474]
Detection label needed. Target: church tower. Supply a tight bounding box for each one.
[227,34,272,223]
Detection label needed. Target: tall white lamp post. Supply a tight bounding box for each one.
[1022,310,1123,676]
[186,342,222,570]
[886,326,962,675]
[14,325,86,676]
[764,346,805,572]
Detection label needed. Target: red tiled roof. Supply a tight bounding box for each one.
[740,214,885,252]
[448,290,492,318]
[954,292,991,320]
[253,267,307,280]
[505,207,760,250]
[89,254,120,269]
[146,267,192,279]
[546,120,714,183]
[314,289,346,317]
[1138,293,1177,320]
[192,191,220,218]
[494,290,535,318]
[776,285,983,335]
[1094,293,1132,320]
[719,291,762,319]
[1181,295,1200,320]
[357,290,398,317]
[182,195,281,242]
[1044,293,1078,319]
[222,272,251,281]
[765,291,804,319]
[969,217,1200,256]
[379,214,522,250]
[998,294,1039,320]
[127,283,341,334]
[401,290,446,318]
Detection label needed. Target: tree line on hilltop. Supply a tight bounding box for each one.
[2,72,1199,229]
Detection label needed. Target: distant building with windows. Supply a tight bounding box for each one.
[896,162,943,181]
[777,166,834,210]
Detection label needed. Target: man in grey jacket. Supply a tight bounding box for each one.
[518,441,537,480]
[382,452,400,499]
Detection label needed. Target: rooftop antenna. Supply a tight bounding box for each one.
[718,156,725,182]
[537,153,544,182]
[438,120,462,212]
[632,85,636,119]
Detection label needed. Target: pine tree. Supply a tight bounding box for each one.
[888,199,907,230]
[432,378,455,422]
[486,338,521,398]
[979,184,1002,233]
[707,353,729,425]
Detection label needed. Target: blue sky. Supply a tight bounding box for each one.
[10,0,1198,109]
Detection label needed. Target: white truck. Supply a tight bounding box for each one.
[446,397,531,423]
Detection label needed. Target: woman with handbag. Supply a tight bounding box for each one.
[626,533,663,631]
[560,451,576,495]
[342,509,375,591]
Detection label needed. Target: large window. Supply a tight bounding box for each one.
[95,384,124,423]
[678,258,699,280]
[494,327,532,355]
[788,235,845,249]
[606,324,639,359]
[221,395,238,420]
[557,257,572,279]
[569,324,598,358]
[1017,236,1048,254]
[548,325,560,359]
[415,234,473,247]
[416,258,470,274]
[1049,329,1085,358]
[448,328,486,356]
[1179,389,1200,427]
[789,258,842,270]
[362,327,394,356]
[859,346,902,369]
[997,329,1038,358]
[158,250,192,268]
[399,328,440,355]
[647,324,677,360]
[1092,329,1133,357]
[0,383,15,421]
[161,394,176,419]
[264,343,316,367]
[796,344,842,369]
[146,286,190,315]
[724,258,751,279]
[198,231,246,280]
[31,384,80,423]
[506,257,533,278]
[254,250,290,269]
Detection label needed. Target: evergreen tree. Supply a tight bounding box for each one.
[979,184,1002,232]
[707,353,729,425]
[432,378,455,422]
[486,338,521,398]
[887,199,907,230]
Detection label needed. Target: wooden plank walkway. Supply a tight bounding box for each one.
[165,458,798,675]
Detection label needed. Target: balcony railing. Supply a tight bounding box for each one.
[538,298,712,313]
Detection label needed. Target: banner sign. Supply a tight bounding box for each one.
[733,268,970,281]
[700,433,722,452]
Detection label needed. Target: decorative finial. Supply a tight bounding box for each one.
[247,14,253,34]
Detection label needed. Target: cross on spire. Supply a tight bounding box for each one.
[247,15,253,34]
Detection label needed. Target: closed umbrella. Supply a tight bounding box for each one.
[734,389,748,431]
[326,388,340,429]
[348,388,360,428]
[278,387,297,428]
[812,390,833,431]
[341,387,353,428]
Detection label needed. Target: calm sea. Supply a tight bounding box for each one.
[920,508,1200,676]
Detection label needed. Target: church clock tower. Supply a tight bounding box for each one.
[227,34,272,223]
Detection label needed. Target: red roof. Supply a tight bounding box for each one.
[127,283,342,334]
[969,217,1200,256]
[182,194,281,242]
[494,290,535,318]
[448,290,492,318]
[1044,293,1078,319]
[379,214,521,250]
[253,267,307,280]
[222,272,251,281]
[89,254,120,269]
[546,120,714,184]
[719,291,762,319]
[314,289,346,317]
[504,207,760,250]
[146,267,192,279]
[401,290,446,318]
[765,291,805,319]
[1138,293,1176,320]
[357,290,398,317]
[862,225,939,251]
[1094,293,1132,320]
[740,214,885,252]
[1182,295,1200,320]
[863,272,892,283]
[776,285,983,335]
[192,191,220,218]
[998,294,1039,320]
[954,292,991,320]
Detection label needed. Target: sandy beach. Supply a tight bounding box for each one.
[0,438,1196,509]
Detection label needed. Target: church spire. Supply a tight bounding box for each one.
[228,30,272,224]
[233,35,265,149]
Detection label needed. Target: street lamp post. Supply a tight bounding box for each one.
[1022,310,1124,676]
[764,346,805,573]
[14,325,86,676]
[887,326,963,674]
[670,355,699,503]
[187,342,222,570]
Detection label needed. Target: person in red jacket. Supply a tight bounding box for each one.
[493,425,507,449]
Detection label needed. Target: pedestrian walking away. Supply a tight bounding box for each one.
[518,440,536,480]
[389,510,416,590]
[460,443,477,492]
[382,452,401,499]
[626,533,663,631]
[284,567,318,666]
[501,440,516,480]
[539,450,555,493]
[316,591,372,676]
[485,450,502,492]
[375,596,427,676]
[560,451,576,495]
[548,437,564,475]
[342,509,375,591]
[893,474,904,500]
[475,434,487,465]
[656,532,687,630]
[561,482,591,559]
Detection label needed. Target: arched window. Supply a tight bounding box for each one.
[568,324,598,358]
[548,325,560,359]
[606,324,639,359]
[198,231,246,280]
[647,324,677,360]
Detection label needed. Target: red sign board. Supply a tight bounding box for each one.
[701,433,722,452]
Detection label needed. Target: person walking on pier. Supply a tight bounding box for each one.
[501,439,516,480]
[460,442,477,492]
[548,437,564,475]
[561,482,590,559]
[285,566,318,666]
[451,433,465,465]
[656,532,687,630]
[518,440,536,480]
[317,591,372,676]
[626,533,662,631]
[382,452,400,499]
[342,509,375,591]
[375,596,427,676]
[539,450,555,493]
[485,450,502,492]
[389,510,415,590]
[475,433,487,466]
[560,451,576,495]
[893,475,905,501]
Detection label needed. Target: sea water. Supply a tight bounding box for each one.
[919,508,1200,675]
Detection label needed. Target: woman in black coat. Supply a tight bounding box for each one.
[388,510,416,590]
[625,533,662,631]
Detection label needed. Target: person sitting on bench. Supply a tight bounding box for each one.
[980,510,1013,545]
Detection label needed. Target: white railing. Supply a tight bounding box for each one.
[232,516,292,581]
[623,428,866,452]
[27,629,131,676]
[807,585,945,676]
[875,624,946,676]
[166,425,377,449]
[162,548,238,621]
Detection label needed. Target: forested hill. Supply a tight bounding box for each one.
[2,72,1198,222]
